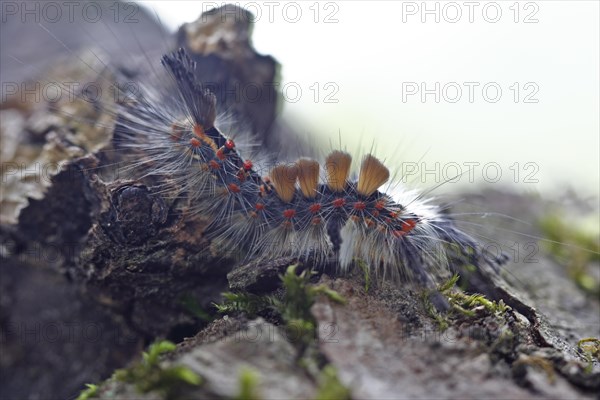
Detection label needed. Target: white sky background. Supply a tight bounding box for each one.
[138,0,600,199]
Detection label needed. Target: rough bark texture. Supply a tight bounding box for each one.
[1,4,598,400]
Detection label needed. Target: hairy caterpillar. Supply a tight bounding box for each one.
[3,3,594,297]
[3,6,599,400]
[113,48,507,289]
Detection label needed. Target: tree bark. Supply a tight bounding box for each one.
[1,4,598,400]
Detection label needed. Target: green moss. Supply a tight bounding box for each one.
[578,337,600,362]
[213,292,277,316]
[279,264,346,321]
[446,274,509,315]
[422,293,450,330]
[355,259,371,292]
[216,264,345,319]
[425,274,510,329]
[278,265,346,346]
[540,213,600,296]
[234,367,262,400]
[214,265,345,347]
[314,365,351,400]
[438,274,460,293]
[114,340,202,399]
[75,383,98,400]
[450,293,509,316]
[284,318,318,346]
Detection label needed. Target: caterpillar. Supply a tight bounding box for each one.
[114,47,507,289]
[3,6,599,400]
[4,4,593,299]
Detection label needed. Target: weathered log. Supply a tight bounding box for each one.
[1,4,598,400]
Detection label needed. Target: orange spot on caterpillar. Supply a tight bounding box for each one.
[209,160,220,170]
[189,138,201,148]
[353,201,366,211]
[243,160,253,171]
[249,211,258,218]
[194,123,219,152]
[237,169,247,182]
[332,198,345,208]
[309,203,322,213]
[193,124,205,138]
[389,211,399,219]
[401,219,417,233]
[365,218,375,228]
[374,200,386,210]
[281,220,293,228]
[283,209,296,219]
[311,217,322,225]
[225,139,235,150]
[373,210,380,217]
[216,147,226,160]
[255,203,265,211]
[228,183,241,193]
[350,215,360,222]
